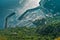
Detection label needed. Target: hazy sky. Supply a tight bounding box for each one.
[0,0,41,28]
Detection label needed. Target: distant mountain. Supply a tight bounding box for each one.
[8,0,60,27]
[17,0,60,27]
[17,7,47,27]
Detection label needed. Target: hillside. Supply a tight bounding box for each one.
[0,17,60,40]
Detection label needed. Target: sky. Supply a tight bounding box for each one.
[0,0,41,29]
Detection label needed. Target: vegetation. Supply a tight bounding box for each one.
[0,17,60,40]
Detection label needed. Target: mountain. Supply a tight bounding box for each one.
[17,0,60,27]
[6,0,60,28]
[17,7,47,27]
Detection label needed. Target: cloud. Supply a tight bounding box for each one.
[17,0,41,15]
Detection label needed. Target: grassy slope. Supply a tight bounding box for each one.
[0,17,60,40]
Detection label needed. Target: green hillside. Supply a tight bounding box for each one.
[0,17,60,40]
